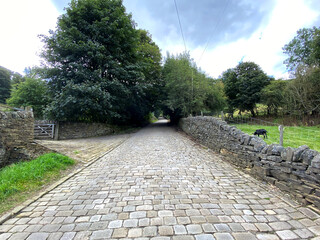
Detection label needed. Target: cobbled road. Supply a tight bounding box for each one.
[1,120,320,240]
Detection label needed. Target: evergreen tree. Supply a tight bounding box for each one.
[41,0,161,124]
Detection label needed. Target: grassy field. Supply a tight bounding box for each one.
[0,153,75,215]
[234,124,320,152]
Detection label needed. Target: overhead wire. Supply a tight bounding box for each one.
[173,0,187,52]
[173,0,230,115]
[198,0,230,64]
[173,0,193,114]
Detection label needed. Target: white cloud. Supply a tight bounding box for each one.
[0,0,59,73]
[191,0,319,79]
[0,0,318,79]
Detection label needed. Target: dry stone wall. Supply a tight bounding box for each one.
[0,111,50,167]
[57,122,116,140]
[0,111,34,166]
[0,112,117,166]
[180,116,320,208]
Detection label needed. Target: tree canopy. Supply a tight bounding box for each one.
[0,66,11,103]
[222,61,271,116]
[162,52,226,123]
[40,0,161,124]
[137,29,163,112]
[283,27,320,72]
[281,26,320,118]
[284,66,320,116]
[261,80,287,115]
[17,0,320,124]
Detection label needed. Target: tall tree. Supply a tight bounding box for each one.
[311,28,320,65]
[261,80,287,115]
[136,30,163,113]
[162,52,226,123]
[221,68,238,115]
[0,66,12,103]
[222,61,271,116]
[283,27,320,72]
[204,80,227,115]
[162,53,193,122]
[284,66,320,116]
[40,0,156,124]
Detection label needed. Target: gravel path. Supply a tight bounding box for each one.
[1,120,320,240]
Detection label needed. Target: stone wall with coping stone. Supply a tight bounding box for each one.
[57,122,116,140]
[179,116,320,208]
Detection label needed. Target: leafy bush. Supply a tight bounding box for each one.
[6,77,50,118]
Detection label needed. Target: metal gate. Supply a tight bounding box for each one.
[34,124,55,139]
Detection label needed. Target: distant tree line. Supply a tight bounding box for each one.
[2,0,319,124]
[220,26,320,119]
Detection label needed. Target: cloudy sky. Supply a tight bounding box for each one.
[1,0,320,79]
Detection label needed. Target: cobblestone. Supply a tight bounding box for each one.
[276,230,298,240]
[1,120,320,239]
[26,233,49,240]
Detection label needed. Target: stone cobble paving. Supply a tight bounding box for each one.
[1,120,320,239]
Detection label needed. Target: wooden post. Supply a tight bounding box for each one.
[51,124,55,139]
[221,111,225,121]
[54,121,59,141]
[279,125,284,146]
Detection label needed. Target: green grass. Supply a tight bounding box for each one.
[0,153,75,214]
[234,124,320,152]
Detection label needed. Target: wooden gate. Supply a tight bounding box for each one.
[34,124,55,139]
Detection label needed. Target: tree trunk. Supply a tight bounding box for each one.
[267,106,271,115]
[250,109,255,117]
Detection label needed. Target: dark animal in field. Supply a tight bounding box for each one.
[253,129,268,139]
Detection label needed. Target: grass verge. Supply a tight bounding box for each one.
[234,124,320,152]
[0,153,75,215]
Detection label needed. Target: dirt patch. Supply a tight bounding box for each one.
[36,133,132,163]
